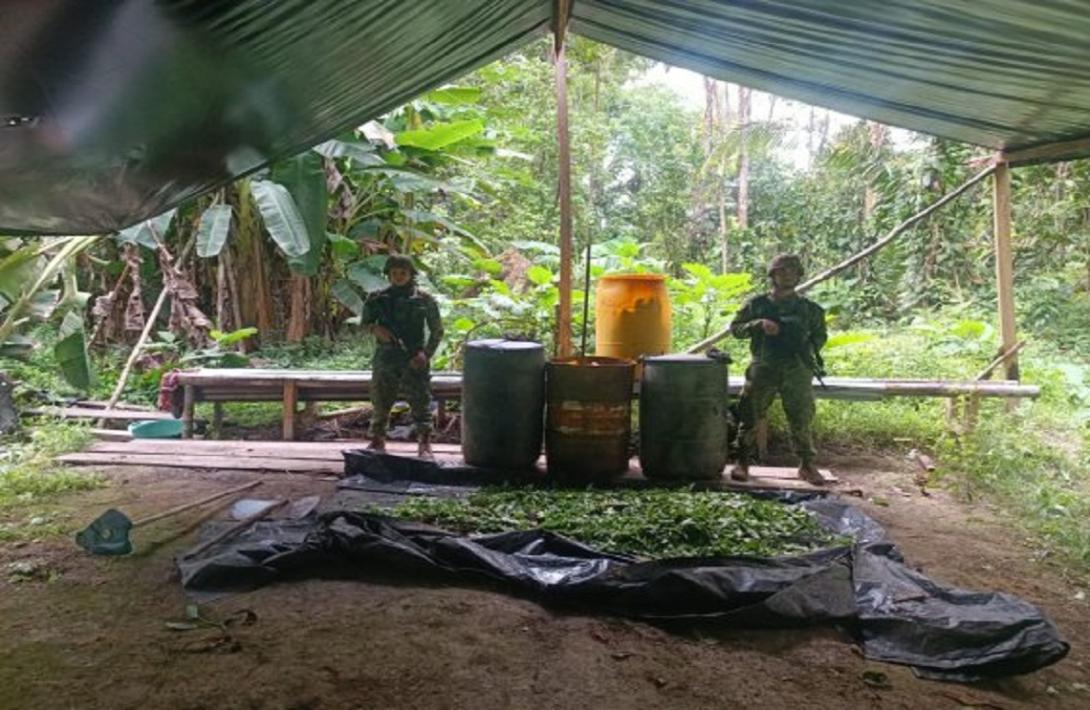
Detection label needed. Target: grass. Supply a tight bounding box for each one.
[380,487,845,559]
[756,316,1090,574]
[0,421,104,510]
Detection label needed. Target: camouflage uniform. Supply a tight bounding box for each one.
[730,291,827,465]
[361,283,444,438]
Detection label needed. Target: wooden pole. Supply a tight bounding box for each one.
[686,164,997,353]
[554,40,574,357]
[130,480,261,528]
[993,160,1019,381]
[975,339,1025,381]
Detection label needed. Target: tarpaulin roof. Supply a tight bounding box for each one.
[3,1,1090,234]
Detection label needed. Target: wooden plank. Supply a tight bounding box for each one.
[90,428,134,441]
[993,160,1019,381]
[720,476,824,493]
[76,400,155,411]
[84,439,462,459]
[748,465,838,484]
[27,407,174,421]
[57,452,342,473]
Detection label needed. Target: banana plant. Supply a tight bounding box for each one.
[0,235,102,389]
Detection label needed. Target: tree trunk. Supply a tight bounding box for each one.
[818,110,831,154]
[286,274,310,343]
[718,189,729,274]
[704,78,731,273]
[702,77,719,155]
[863,121,888,223]
[234,181,274,342]
[736,86,751,231]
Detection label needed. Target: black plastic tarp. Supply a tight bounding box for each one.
[4,1,1090,233]
[177,483,1068,682]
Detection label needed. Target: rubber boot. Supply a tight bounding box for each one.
[416,430,434,459]
[367,435,386,452]
[729,463,750,482]
[797,461,824,485]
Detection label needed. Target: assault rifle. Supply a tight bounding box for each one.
[370,316,409,353]
[771,314,827,389]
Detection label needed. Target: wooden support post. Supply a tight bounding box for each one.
[554,41,574,358]
[212,402,224,440]
[182,385,195,438]
[282,382,298,441]
[436,397,448,430]
[993,160,1019,381]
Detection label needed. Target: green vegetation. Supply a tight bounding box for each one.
[0,421,103,508]
[3,36,1090,575]
[382,487,844,559]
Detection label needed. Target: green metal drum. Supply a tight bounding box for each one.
[639,354,730,480]
[462,339,545,470]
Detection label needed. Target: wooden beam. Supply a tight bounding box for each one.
[554,41,574,357]
[993,160,1019,381]
[1002,137,1090,167]
[552,0,573,53]
[26,407,173,421]
[975,339,1025,381]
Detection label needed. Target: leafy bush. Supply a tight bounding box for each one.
[0,421,103,507]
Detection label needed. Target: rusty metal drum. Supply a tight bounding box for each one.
[639,353,730,480]
[545,357,635,481]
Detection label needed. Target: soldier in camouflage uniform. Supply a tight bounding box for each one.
[729,254,827,485]
[361,255,444,458]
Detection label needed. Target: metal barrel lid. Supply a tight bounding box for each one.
[642,353,725,365]
[466,338,544,352]
[548,356,635,368]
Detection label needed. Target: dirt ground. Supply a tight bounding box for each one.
[1,454,1089,710]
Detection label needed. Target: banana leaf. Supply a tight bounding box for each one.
[54,310,95,390]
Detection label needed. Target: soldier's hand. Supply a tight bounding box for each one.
[371,325,395,344]
[759,319,780,335]
[409,350,429,370]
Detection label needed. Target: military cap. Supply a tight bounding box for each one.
[383,254,416,275]
[767,253,804,277]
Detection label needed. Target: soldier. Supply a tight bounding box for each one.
[728,254,827,485]
[361,255,444,458]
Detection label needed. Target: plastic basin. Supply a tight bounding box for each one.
[128,419,184,439]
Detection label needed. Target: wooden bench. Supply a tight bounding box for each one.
[178,369,462,440]
[178,368,1039,442]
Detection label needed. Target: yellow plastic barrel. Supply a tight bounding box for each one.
[595,274,672,362]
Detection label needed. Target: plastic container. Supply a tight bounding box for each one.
[545,356,635,481]
[639,353,729,480]
[595,274,672,365]
[461,339,545,470]
[128,418,184,439]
